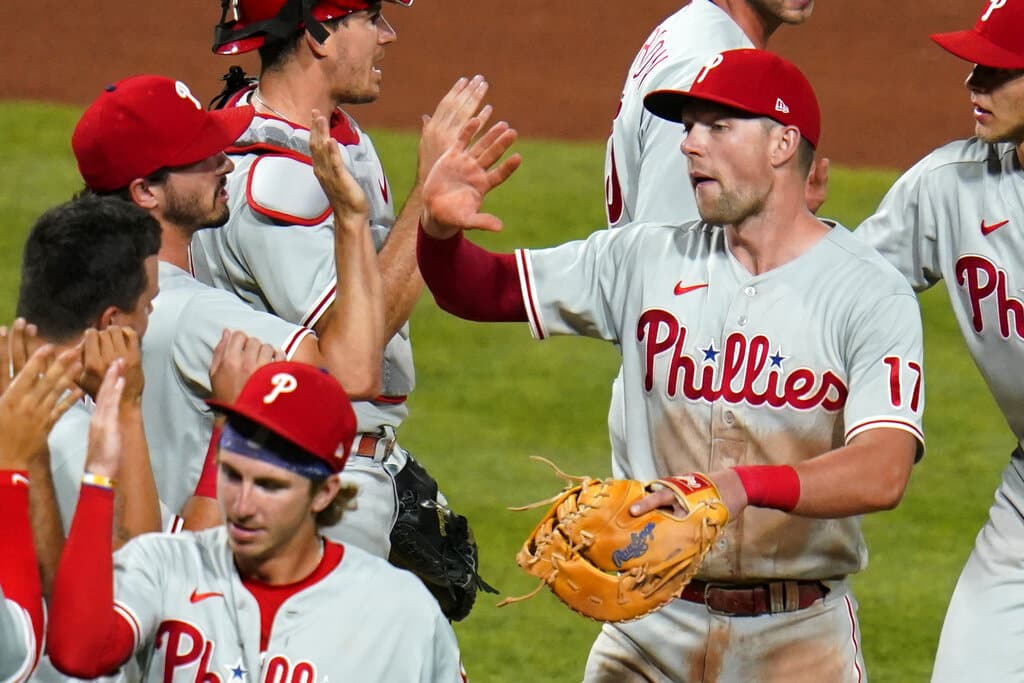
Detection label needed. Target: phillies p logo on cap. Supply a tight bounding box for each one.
[207,361,357,473]
[263,373,298,404]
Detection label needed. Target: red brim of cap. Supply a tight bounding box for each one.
[206,396,343,471]
[165,105,254,169]
[931,30,1024,69]
[644,88,818,149]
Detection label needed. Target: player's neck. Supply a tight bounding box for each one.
[158,223,193,272]
[713,0,779,49]
[235,529,325,585]
[255,71,338,127]
[1017,140,1024,167]
[725,202,827,275]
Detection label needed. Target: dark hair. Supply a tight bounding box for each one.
[83,167,172,203]
[258,14,350,73]
[16,195,161,342]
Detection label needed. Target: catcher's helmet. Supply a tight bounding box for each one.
[214,0,413,55]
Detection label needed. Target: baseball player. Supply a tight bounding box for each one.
[15,196,165,544]
[191,0,488,564]
[71,74,384,521]
[418,50,925,681]
[604,0,823,479]
[46,360,463,682]
[0,340,83,683]
[854,2,1024,680]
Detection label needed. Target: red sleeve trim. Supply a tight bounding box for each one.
[416,225,527,322]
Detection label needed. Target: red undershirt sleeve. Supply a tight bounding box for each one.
[416,225,528,322]
[47,485,135,677]
[0,472,44,667]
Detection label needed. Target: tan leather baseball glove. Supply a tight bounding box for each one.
[498,458,729,622]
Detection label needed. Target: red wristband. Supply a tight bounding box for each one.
[194,426,223,499]
[732,465,801,512]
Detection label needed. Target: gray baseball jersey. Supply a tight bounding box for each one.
[190,94,413,433]
[517,220,924,579]
[111,527,462,682]
[141,261,311,514]
[604,0,751,227]
[46,401,94,535]
[0,586,36,683]
[855,138,1024,683]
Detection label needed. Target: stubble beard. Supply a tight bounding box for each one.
[164,188,230,230]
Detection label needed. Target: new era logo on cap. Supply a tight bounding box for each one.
[207,361,356,473]
[643,49,821,148]
[931,0,1024,69]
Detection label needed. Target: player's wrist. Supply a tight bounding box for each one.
[730,465,800,512]
[82,471,116,491]
[417,216,460,241]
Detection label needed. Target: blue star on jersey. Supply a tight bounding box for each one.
[770,349,786,369]
[225,659,247,682]
[702,340,720,363]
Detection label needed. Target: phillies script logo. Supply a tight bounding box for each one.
[637,309,847,410]
[155,621,319,683]
[955,254,1024,339]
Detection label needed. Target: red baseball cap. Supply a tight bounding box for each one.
[214,0,413,55]
[931,0,1024,69]
[72,75,254,192]
[644,49,821,148]
[207,361,356,474]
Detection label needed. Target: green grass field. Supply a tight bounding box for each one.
[1,101,1011,682]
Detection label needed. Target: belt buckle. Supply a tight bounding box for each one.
[702,582,741,617]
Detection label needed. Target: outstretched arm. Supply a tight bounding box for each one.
[0,341,83,679]
[375,75,492,336]
[295,109,383,399]
[632,428,918,520]
[48,361,136,677]
[415,119,527,322]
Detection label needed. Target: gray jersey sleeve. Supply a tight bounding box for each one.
[517,227,633,342]
[842,290,926,449]
[855,156,943,292]
[111,536,170,652]
[0,588,35,683]
[171,286,312,395]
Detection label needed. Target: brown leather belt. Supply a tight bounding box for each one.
[680,579,829,617]
[353,434,384,458]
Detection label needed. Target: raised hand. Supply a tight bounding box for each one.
[84,360,127,481]
[310,108,369,220]
[418,75,492,182]
[0,318,43,396]
[79,327,144,406]
[0,344,83,471]
[420,118,522,240]
[209,329,284,404]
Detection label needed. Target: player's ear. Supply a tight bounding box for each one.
[94,306,122,331]
[310,475,342,514]
[128,178,160,211]
[305,28,332,58]
[769,125,801,169]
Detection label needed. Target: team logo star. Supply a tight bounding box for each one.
[702,340,720,363]
[225,659,247,682]
[769,349,786,369]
